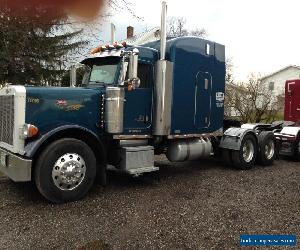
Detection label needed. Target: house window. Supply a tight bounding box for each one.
[269,82,275,91]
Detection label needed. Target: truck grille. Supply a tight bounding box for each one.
[0,95,14,145]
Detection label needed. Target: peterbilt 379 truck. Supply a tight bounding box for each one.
[0,2,280,203]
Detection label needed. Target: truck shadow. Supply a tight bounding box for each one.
[101,157,225,188]
[1,157,272,204]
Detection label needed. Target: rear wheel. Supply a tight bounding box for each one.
[232,134,258,170]
[293,137,300,161]
[257,131,276,166]
[34,138,96,203]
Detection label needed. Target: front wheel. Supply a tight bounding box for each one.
[232,134,258,170]
[34,138,96,203]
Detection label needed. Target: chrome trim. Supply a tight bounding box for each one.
[113,135,152,140]
[153,60,173,136]
[105,87,125,134]
[0,86,26,155]
[265,140,275,160]
[52,153,86,191]
[167,131,223,139]
[166,138,212,162]
[280,127,300,136]
[119,139,148,147]
[242,139,255,163]
[0,147,32,182]
[160,1,167,60]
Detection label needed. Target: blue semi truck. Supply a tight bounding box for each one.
[0,2,280,203]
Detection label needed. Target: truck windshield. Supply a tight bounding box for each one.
[89,64,118,85]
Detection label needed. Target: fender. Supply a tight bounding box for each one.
[24,125,106,162]
[219,127,258,151]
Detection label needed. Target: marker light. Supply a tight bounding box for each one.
[105,45,115,50]
[114,43,124,49]
[91,46,101,54]
[21,124,39,139]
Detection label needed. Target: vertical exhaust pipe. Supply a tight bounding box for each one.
[160,1,167,60]
[111,23,116,44]
[70,65,76,87]
[153,1,173,136]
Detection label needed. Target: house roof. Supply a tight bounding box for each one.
[121,27,160,45]
[260,65,300,81]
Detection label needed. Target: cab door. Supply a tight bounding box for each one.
[285,81,300,122]
[123,62,153,134]
[194,71,212,129]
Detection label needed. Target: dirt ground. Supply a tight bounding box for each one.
[0,156,299,250]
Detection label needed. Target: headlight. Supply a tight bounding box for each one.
[20,124,39,139]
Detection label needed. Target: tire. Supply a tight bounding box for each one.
[293,136,300,162]
[232,134,258,170]
[257,131,276,166]
[222,149,233,167]
[34,138,97,203]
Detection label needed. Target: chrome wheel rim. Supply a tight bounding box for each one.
[52,153,86,191]
[242,140,255,163]
[265,140,275,160]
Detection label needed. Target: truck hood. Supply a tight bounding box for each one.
[25,86,105,137]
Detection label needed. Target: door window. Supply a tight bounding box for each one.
[137,63,153,88]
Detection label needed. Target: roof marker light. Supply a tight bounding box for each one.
[91,46,101,54]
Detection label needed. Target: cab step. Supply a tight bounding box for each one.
[108,146,159,177]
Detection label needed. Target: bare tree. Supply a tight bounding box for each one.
[225,73,282,123]
[167,17,207,38]
[189,28,208,38]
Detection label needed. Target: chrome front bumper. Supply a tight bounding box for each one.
[0,147,32,182]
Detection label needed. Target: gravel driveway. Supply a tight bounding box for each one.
[0,157,299,249]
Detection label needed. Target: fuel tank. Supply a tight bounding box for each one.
[166,138,212,162]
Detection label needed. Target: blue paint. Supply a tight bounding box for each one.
[143,37,225,134]
[24,36,225,144]
[25,87,104,138]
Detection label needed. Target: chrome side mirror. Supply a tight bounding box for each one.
[118,60,128,86]
[128,49,139,79]
[119,49,140,89]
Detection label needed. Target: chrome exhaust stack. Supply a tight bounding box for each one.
[160,1,167,61]
[153,1,173,136]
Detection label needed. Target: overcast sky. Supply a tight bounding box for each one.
[95,0,300,81]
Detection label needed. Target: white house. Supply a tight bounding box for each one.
[121,26,161,45]
[260,65,300,96]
